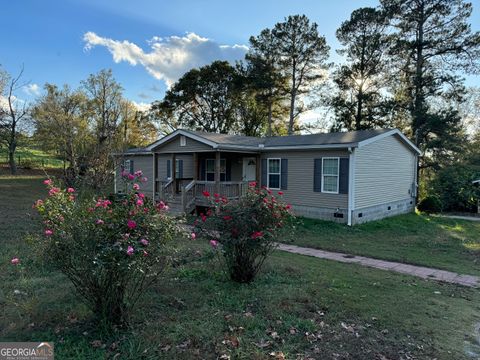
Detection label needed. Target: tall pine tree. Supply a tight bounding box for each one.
[331,7,394,131]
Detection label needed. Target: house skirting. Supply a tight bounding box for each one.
[351,198,415,225]
[292,198,415,225]
[291,205,348,223]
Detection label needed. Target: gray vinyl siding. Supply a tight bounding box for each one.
[115,155,154,197]
[157,154,194,180]
[354,135,416,209]
[261,150,349,209]
[155,135,212,153]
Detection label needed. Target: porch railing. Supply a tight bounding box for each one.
[181,180,197,213]
[160,179,175,201]
[159,179,248,213]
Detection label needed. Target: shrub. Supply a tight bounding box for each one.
[193,183,296,283]
[32,171,178,328]
[431,164,480,212]
[417,195,443,213]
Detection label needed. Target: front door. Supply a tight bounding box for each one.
[242,157,256,182]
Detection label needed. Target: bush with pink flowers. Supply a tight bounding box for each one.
[193,183,296,283]
[32,173,178,327]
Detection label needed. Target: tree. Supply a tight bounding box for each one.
[331,7,394,131]
[0,67,31,175]
[381,0,480,145]
[118,100,157,148]
[32,84,91,184]
[150,61,240,134]
[272,15,330,134]
[81,69,124,189]
[246,29,288,136]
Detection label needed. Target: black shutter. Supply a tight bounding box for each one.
[226,159,232,181]
[178,160,183,179]
[339,158,349,194]
[129,160,134,174]
[313,158,322,192]
[281,159,288,190]
[199,159,206,181]
[166,159,171,179]
[261,159,267,187]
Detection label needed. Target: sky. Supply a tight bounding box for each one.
[1,0,480,114]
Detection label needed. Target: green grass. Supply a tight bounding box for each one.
[0,146,64,169]
[292,214,480,276]
[1,176,480,359]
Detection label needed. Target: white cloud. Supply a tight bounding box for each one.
[23,83,41,96]
[83,31,248,87]
[132,101,151,112]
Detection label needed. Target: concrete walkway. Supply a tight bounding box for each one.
[435,214,480,222]
[277,243,479,288]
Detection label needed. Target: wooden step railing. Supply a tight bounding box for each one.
[161,180,248,214]
[181,180,197,213]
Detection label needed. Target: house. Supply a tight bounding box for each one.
[114,128,421,225]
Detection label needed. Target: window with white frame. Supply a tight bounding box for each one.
[205,159,226,181]
[267,158,281,190]
[322,157,339,193]
[180,135,186,146]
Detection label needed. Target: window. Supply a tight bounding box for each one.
[205,159,226,181]
[322,157,339,193]
[167,159,182,179]
[123,159,132,174]
[175,159,181,178]
[267,158,281,190]
[180,135,186,146]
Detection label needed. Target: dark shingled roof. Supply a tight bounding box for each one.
[123,148,151,154]
[182,128,393,147]
[263,128,393,147]
[182,130,265,146]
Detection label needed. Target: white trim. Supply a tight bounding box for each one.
[267,158,281,190]
[357,129,422,155]
[347,149,356,226]
[146,129,218,151]
[321,157,340,194]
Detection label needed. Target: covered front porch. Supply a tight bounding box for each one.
[153,151,260,213]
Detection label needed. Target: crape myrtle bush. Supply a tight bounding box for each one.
[31,170,178,327]
[193,182,296,283]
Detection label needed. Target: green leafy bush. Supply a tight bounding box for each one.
[417,195,443,213]
[32,171,178,327]
[193,183,296,283]
[431,164,480,212]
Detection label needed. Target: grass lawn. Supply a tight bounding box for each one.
[293,214,480,276]
[0,146,64,169]
[1,175,480,359]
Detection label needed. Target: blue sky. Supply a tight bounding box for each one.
[2,0,479,109]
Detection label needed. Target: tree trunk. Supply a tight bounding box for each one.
[355,87,363,130]
[267,101,273,137]
[413,4,425,146]
[288,64,296,135]
[8,150,17,175]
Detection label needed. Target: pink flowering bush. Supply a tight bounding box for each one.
[32,172,177,327]
[193,183,296,283]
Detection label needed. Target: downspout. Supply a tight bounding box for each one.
[347,147,356,226]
